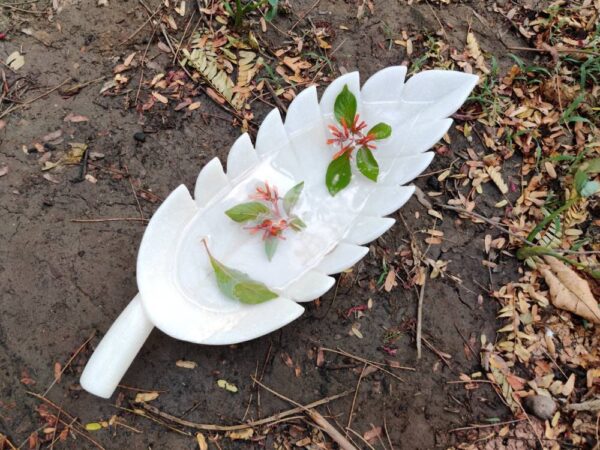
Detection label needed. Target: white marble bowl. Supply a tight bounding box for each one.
[80,67,478,398]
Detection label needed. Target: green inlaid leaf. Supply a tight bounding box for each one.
[289,217,306,231]
[225,201,270,223]
[334,85,357,126]
[368,122,392,140]
[264,237,279,261]
[356,147,379,182]
[283,181,304,215]
[205,242,277,304]
[234,281,278,304]
[326,153,352,196]
[581,180,600,198]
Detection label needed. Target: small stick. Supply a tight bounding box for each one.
[135,26,157,106]
[25,392,106,449]
[0,78,71,119]
[43,331,96,396]
[49,409,60,450]
[346,363,366,432]
[125,167,144,220]
[449,418,525,432]
[345,427,376,450]
[264,80,287,113]
[172,9,196,64]
[252,378,357,450]
[114,405,191,436]
[137,389,351,432]
[0,433,18,450]
[0,3,45,14]
[421,337,452,368]
[119,4,162,45]
[506,45,600,57]
[72,145,90,183]
[289,0,321,32]
[71,217,149,223]
[383,416,394,450]
[416,275,426,359]
[322,346,414,371]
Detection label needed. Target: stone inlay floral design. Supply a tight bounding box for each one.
[325,85,392,195]
[225,181,306,261]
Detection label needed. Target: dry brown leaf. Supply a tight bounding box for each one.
[134,391,160,403]
[486,166,509,194]
[196,432,208,450]
[540,256,600,323]
[363,425,382,443]
[384,269,397,292]
[227,428,253,440]
[175,360,197,369]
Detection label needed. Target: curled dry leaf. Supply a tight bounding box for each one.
[134,391,160,403]
[196,432,208,450]
[175,360,197,369]
[227,428,253,440]
[540,256,600,323]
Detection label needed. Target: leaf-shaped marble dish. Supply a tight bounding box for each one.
[80,66,478,398]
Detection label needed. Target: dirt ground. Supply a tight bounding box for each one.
[0,0,574,449]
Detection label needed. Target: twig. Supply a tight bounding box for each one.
[114,405,191,436]
[119,3,162,45]
[43,331,96,396]
[0,2,45,14]
[289,0,321,32]
[252,378,357,450]
[72,144,90,183]
[137,389,351,432]
[135,26,158,106]
[71,217,149,223]
[0,78,71,119]
[25,392,106,450]
[322,346,414,372]
[264,79,287,113]
[0,433,17,450]
[125,167,144,220]
[345,427,376,450]
[421,337,452,368]
[172,9,196,64]
[416,275,426,359]
[346,363,366,432]
[449,418,525,432]
[506,45,600,57]
[383,416,394,450]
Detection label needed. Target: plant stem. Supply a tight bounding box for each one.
[517,246,600,279]
[526,197,577,242]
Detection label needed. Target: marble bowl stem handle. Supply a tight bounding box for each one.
[80,294,154,398]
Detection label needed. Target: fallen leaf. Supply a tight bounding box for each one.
[227,428,253,440]
[363,425,382,443]
[6,51,25,70]
[134,391,160,403]
[175,360,197,369]
[0,166,8,177]
[152,91,168,104]
[84,423,103,431]
[196,432,208,450]
[217,379,238,393]
[541,256,600,323]
[53,362,62,383]
[384,269,397,292]
[64,113,89,123]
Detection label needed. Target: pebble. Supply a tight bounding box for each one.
[133,131,146,143]
[525,395,557,420]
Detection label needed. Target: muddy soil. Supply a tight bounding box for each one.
[1,1,533,448]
